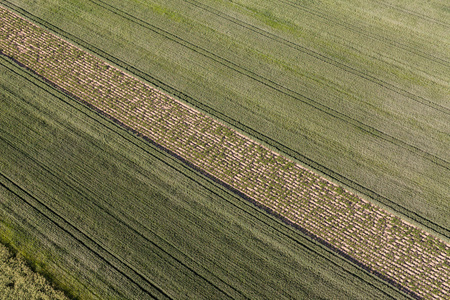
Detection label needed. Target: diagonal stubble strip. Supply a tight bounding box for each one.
[0,6,449,299]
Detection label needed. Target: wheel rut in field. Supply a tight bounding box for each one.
[1,6,449,299]
[2,0,448,239]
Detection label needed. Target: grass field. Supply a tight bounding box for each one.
[2,0,448,239]
[1,6,448,297]
[0,56,415,299]
[1,0,449,298]
[0,243,68,299]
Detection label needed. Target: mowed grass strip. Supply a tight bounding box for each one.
[1,7,448,299]
[0,57,413,300]
[3,0,449,236]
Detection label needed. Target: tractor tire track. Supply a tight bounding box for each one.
[1,8,448,297]
[0,125,240,300]
[0,57,245,299]
[280,0,450,65]
[183,0,450,115]
[2,1,448,239]
[82,0,450,170]
[0,194,105,300]
[372,0,450,27]
[0,56,413,300]
[0,47,426,300]
[0,168,171,300]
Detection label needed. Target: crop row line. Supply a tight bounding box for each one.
[87,0,450,171]
[372,0,450,27]
[0,82,242,299]
[0,55,410,300]
[183,0,450,115]
[1,7,449,299]
[0,167,171,300]
[0,191,105,300]
[2,0,448,241]
[280,0,450,65]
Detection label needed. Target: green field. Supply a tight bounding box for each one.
[2,0,448,238]
[0,242,68,299]
[1,5,448,297]
[0,56,414,299]
[1,0,449,298]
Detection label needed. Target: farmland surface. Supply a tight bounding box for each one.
[1,0,448,237]
[1,6,449,299]
[0,243,68,299]
[0,56,411,299]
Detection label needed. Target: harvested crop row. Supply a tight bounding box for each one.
[0,6,448,299]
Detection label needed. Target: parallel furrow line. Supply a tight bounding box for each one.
[1,7,449,298]
[86,0,450,170]
[0,55,412,300]
[372,0,450,27]
[0,169,171,300]
[1,0,448,240]
[0,126,239,300]
[184,0,450,115]
[281,0,450,65]
[0,191,105,300]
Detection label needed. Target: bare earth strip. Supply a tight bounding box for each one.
[0,6,449,299]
